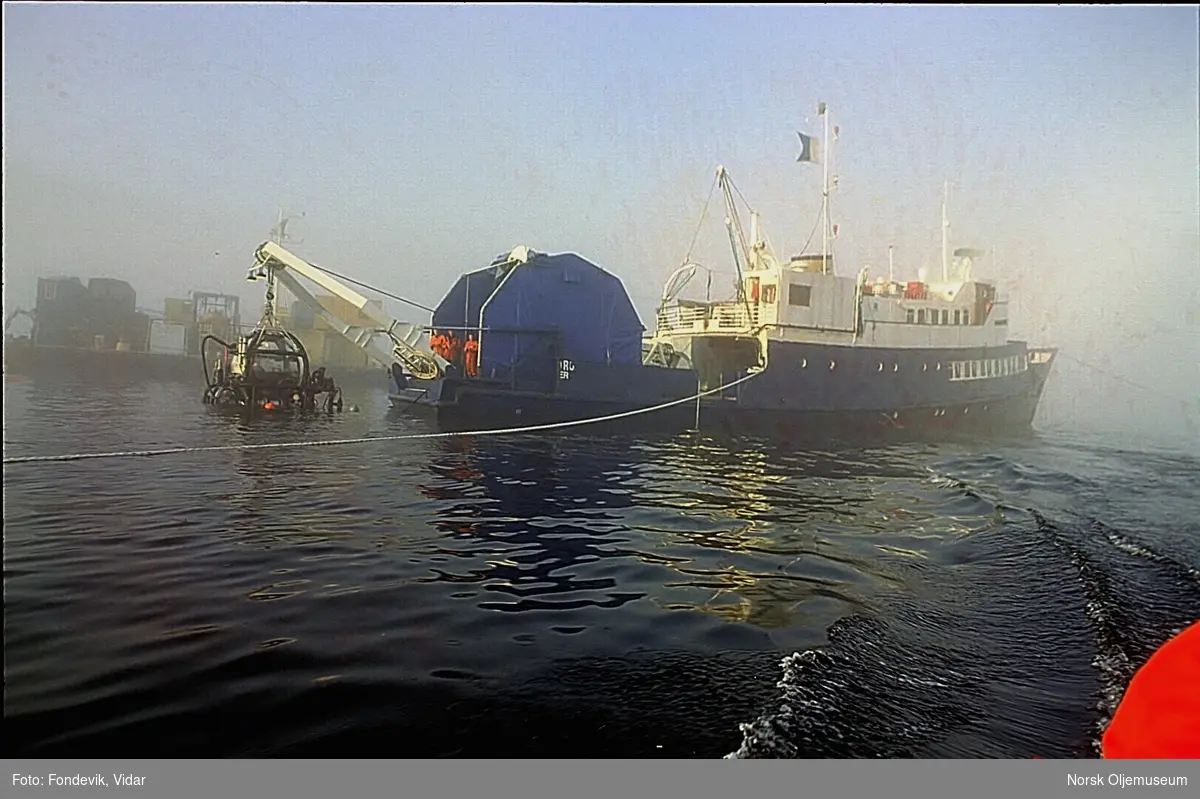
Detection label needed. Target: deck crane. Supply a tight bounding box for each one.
[247,241,442,382]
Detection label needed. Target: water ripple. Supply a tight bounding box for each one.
[5,378,1198,757]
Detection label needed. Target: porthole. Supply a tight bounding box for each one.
[893,363,899,372]
[878,362,884,371]
[830,360,836,370]
[922,363,928,372]
[801,358,807,368]
[936,363,942,371]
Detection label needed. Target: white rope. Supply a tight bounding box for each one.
[2,369,762,465]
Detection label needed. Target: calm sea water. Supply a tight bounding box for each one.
[4,375,1199,758]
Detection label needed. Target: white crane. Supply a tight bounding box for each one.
[247,241,442,380]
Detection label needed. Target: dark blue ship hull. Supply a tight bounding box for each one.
[389,359,701,433]
[388,338,1056,442]
[730,338,1052,412]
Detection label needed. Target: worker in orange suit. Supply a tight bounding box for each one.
[1102,619,1200,758]
[464,333,479,378]
[446,330,462,369]
[429,329,445,360]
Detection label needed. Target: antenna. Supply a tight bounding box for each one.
[888,244,895,283]
[268,208,305,316]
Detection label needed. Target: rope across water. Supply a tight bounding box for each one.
[2,371,762,465]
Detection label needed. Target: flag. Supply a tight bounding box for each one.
[796,131,821,164]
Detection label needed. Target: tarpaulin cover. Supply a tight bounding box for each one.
[430,252,645,377]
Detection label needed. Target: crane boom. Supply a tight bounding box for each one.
[249,241,442,380]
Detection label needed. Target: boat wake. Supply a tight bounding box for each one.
[727,464,1200,759]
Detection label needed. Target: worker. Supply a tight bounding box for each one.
[447,330,462,368]
[1102,619,1200,758]
[464,333,479,378]
[429,329,445,361]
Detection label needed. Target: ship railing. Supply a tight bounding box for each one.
[655,303,759,335]
[1029,349,1055,365]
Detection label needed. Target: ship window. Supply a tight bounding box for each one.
[941,309,949,325]
[954,309,961,325]
[763,284,777,304]
[970,361,978,378]
[931,311,939,325]
[906,309,915,323]
[918,309,926,323]
[789,284,812,307]
[42,282,57,301]
[963,310,970,325]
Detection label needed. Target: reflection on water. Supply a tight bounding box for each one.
[4,378,1199,757]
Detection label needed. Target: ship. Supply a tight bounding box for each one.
[642,105,1057,440]
[246,104,1056,440]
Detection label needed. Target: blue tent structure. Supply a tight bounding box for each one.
[430,249,646,380]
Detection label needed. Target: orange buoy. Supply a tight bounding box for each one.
[1102,620,1200,758]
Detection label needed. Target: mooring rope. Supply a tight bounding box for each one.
[1,370,761,465]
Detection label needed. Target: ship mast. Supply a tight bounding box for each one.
[941,181,949,282]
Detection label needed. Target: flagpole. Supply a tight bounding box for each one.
[821,102,830,274]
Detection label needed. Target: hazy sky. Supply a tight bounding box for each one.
[4,3,1198,427]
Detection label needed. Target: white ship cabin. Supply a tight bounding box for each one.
[653,244,1011,352]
